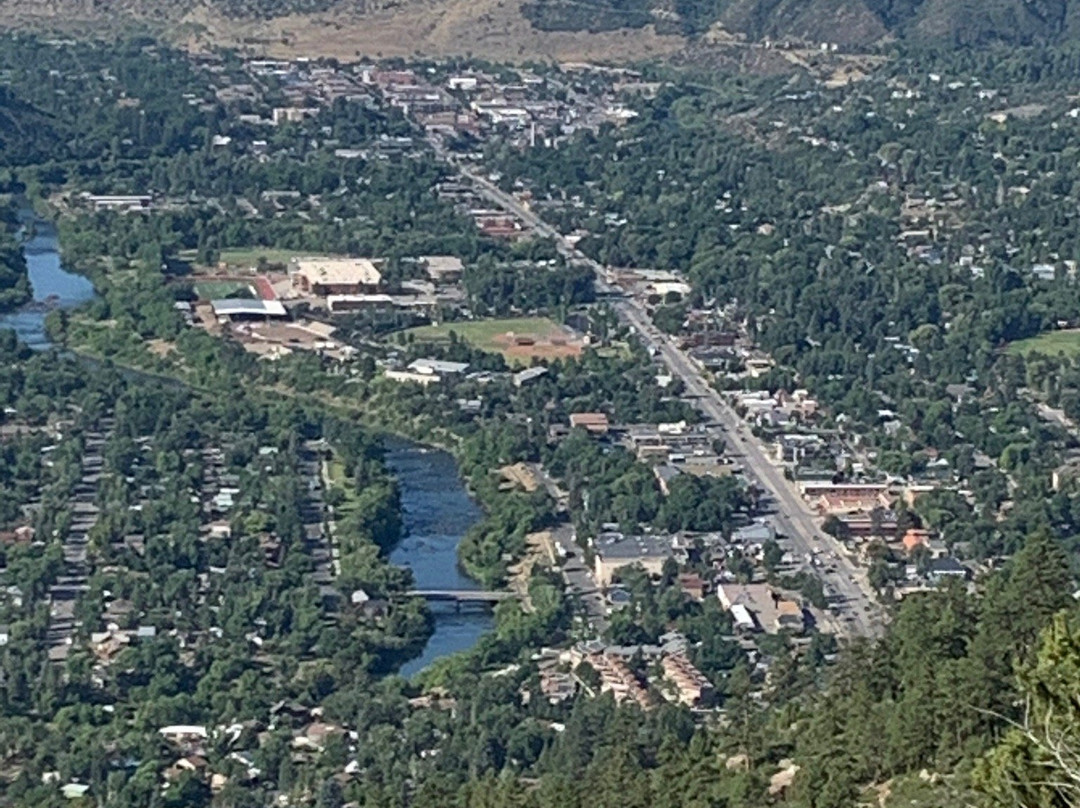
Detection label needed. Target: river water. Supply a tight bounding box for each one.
[0,215,96,348]
[0,219,487,675]
[385,438,493,678]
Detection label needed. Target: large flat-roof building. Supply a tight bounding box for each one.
[717,583,804,634]
[211,299,287,320]
[292,258,382,297]
[593,532,676,587]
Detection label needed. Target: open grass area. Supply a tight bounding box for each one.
[216,248,301,268]
[404,317,584,366]
[1007,329,1080,357]
[193,280,255,300]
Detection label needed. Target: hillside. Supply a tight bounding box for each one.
[2,0,1080,62]
[521,0,1080,47]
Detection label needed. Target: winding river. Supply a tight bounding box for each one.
[0,218,489,676]
[385,438,493,678]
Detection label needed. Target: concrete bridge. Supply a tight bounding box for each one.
[408,589,518,608]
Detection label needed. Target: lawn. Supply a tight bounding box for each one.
[193,280,255,300]
[216,248,301,268]
[403,317,583,366]
[1007,329,1080,357]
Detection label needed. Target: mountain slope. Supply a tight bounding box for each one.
[2,0,1080,59]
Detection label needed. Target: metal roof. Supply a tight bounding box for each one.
[211,299,287,317]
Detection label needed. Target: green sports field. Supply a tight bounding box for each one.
[215,248,301,268]
[1007,330,1080,357]
[193,280,256,300]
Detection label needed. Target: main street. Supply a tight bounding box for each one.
[443,152,884,637]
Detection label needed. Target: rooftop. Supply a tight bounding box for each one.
[293,257,381,287]
[408,358,470,375]
[594,532,673,560]
[211,299,287,318]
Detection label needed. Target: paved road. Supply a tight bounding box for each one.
[442,149,883,637]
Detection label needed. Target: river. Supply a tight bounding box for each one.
[0,217,487,675]
[0,215,96,348]
[385,437,493,678]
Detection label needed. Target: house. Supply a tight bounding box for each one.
[927,556,970,584]
[351,588,389,619]
[293,722,344,751]
[732,522,776,545]
[159,725,208,743]
[677,573,708,601]
[569,412,610,434]
[901,528,932,554]
[61,783,91,800]
[0,624,9,646]
[292,257,382,296]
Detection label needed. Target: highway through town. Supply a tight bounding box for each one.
[442,152,884,638]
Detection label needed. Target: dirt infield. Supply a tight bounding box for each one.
[492,326,584,362]
[406,317,586,365]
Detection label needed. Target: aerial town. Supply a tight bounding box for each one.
[0,24,1078,808]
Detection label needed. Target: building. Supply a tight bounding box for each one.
[901,528,932,554]
[660,652,714,707]
[407,359,470,376]
[802,483,893,516]
[513,366,549,387]
[569,412,610,434]
[84,194,151,212]
[587,652,650,708]
[421,255,465,284]
[210,299,287,321]
[717,583,804,633]
[593,532,675,587]
[385,370,441,386]
[292,257,382,296]
[927,556,970,584]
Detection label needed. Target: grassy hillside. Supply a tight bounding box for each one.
[2,0,1080,58]
[524,0,1080,47]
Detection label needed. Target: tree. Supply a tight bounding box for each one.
[976,611,1080,808]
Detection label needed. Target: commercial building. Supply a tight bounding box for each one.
[569,412,610,434]
[717,583,804,634]
[292,258,382,296]
[513,366,549,387]
[407,359,470,376]
[592,532,676,587]
[210,299,287,321]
